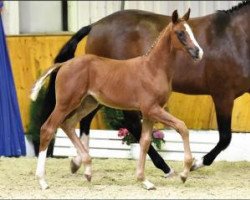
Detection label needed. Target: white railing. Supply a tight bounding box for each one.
[53,129,250,161]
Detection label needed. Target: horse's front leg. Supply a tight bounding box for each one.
[148,106,193,183]
[192,94,233,170]
[136,118,155,190]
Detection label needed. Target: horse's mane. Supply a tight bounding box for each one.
[213,0,250,36]
[219,0,250,14]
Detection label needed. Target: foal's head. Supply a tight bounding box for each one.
[170,9,203,61]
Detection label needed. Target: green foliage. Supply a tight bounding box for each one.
[26,86,46,143]
[102,107,126,130]
[152,137,165,149]
[121,132,137,146]
[26,86,55,156]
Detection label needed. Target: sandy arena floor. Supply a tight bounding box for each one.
[0,157,250,199]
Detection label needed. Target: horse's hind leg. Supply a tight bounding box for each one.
[61,96,99,180]
[71,105,102,174]
[36,107,67,190]
[146,106,193,183]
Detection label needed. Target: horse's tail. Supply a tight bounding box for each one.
[30,25,92,148]
[41,24,92,116]
[30,63,62,101]
[37,24,92,117]
[54,25,92,63]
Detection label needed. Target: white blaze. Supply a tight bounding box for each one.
[184,23,204,60]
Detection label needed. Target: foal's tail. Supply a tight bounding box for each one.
[30,63,62,101]
[39,25,92,121]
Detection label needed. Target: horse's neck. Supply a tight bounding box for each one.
[144,25,175,77]
[212,5,250,37]
[233,6,250,29]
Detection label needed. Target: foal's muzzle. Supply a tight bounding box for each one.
[188,46,203,61]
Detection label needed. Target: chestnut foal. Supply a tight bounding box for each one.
[31,9,203,190]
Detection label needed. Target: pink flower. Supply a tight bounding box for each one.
[153,130,164,139]
[118,128,129,138]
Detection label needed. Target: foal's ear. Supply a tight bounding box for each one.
[182,8,191,21]
[172,10,179,24]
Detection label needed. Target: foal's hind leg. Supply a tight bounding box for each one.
[36,108,67,190]
[147,106,193,183]
[71,105,102,174]
[62,96,99,180]
[61,125,92,181]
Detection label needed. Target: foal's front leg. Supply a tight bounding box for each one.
[136,118,155,190]
[122,110,173,177]
[149,106,193,182]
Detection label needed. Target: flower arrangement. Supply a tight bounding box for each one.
[118,128,136,145]
[152,129,166,149]
[118,128,166,149]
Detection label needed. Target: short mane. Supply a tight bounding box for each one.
[219,0,250,14]
[213,0,250,35]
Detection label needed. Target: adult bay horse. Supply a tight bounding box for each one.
[43,1,250,174]
[31,10,203,190]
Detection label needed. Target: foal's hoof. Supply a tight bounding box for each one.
[38,179,49,190]
[190,158,204,171]
[84,174,92,182]
[70,159,81,174]
[164,168,176,178]
[41,183,49,190]
[142,179,156,190]
[180,174,187,183]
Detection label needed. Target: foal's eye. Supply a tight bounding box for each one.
[176,31,187,44]
[177,31,185,38]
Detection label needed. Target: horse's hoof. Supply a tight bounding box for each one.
[190,158,204,171]
[70,159,81,174]
[164,168,176,178]
[84,174,92,182]
[142,179,156,190]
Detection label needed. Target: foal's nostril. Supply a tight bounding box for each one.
[192,47,199,58]
[188,47,200,59]
[195,47,199,57]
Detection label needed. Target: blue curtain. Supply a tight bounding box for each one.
[0,15,26,156]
